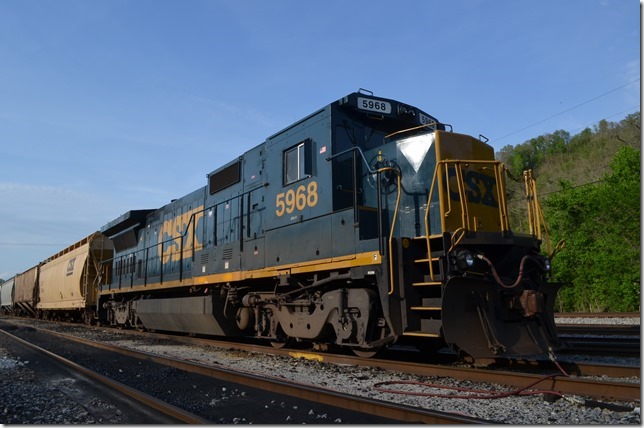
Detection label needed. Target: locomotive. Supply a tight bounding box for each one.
[4,91,561,361]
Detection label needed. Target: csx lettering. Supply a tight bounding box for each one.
[276,181,318,217]
[158,207,204,264]
[66,257,76,276]
[448,170,498,208]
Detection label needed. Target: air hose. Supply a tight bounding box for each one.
[373,350,635,412]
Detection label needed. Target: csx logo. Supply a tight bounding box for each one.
[159,207,204,265]
[448,169,498,208]
[66,257,76,276]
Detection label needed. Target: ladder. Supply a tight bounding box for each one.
[402,234,446,337]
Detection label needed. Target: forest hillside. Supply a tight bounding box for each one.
[496,111,640,312]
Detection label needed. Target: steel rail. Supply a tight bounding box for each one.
[558,336,641,357]
[0,328,210,424]
[496,358,640,379]
[13,327,491,424]
[557,324,641,336]
[555,312,640,318]
[4,318,640,402]
[304,354,641,402]
[81,326,643,380]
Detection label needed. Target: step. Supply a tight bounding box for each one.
[412,281,442,287]
[402,331,441,338]
[404,319,442,337]
[414,256,440,264]
[412,234,444,240]
[411,298,442,311]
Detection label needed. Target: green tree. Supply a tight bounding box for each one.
[545,146,640,312]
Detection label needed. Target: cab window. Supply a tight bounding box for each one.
[283,139,312,185]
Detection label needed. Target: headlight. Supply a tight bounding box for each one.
[464,252,475,267]
[455,250,475,270]
[543,258,551,272]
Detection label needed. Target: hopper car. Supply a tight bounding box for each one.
[0,277,14,315]
[11,233,113,324]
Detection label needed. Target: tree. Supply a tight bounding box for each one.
[497,112,641,312]
[544,146,640,312]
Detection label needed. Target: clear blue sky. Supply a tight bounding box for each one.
[0,0,640,279]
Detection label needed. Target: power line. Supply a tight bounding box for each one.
[539,179,605,197]
[493,78,641,143]
[568,105,640,135]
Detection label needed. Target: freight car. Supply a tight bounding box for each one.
[96,90,561,361]
[14,232,114,323]
[13,265,38,317]
[0,277,14,315]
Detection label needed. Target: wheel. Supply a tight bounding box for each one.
[270,339,289,349]
[270,337,294,349]
[351,346,383,358]
[270,327,291,349]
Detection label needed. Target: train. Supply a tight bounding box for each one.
[0,90,562,362]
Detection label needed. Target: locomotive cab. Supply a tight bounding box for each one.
[358,127,561,360]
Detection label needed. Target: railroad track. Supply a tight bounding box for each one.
[555,312,640,318]
[555,324,641,357]
[558,335,640,357]
[2,317,639,403]
[0,327,209,424]
[0,320,487,424]
[557,324,640,336]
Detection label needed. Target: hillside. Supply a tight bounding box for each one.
[496,112,641,312]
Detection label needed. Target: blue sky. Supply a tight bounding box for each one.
[0,0,640,279]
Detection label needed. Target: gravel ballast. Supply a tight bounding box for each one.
[0,317,640,424]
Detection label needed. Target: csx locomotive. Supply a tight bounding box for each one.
[3,91,561,361]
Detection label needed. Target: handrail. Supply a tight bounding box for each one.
[495,165,510,232]
[101,184,265,289]
[423,160,512,281]
[380,167,402,296]
[424,165,441,281]
[523,169,552,255]
[326,147,404,296]
[101,204,214,287]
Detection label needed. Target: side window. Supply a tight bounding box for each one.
[209,160,241,195]
[283,139,313,185]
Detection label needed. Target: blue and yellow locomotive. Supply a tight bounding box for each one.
[99,90,560,361]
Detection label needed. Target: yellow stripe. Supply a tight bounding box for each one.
[100,251,382,296]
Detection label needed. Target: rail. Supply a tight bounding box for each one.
[8,318,639,404]
[5,322,487,424]
[0,326,208,423]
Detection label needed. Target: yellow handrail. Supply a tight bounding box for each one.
[523,169,552,255]
[389,161,552,294]
[423,160,512,280]
[376,167,402,296]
